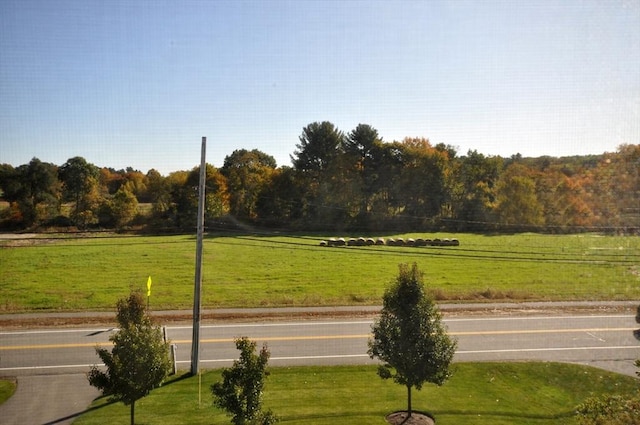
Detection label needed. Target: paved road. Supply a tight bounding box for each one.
[2,312,639,373]
[1,308,639,423]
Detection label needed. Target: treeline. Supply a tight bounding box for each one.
[1,122,638,234]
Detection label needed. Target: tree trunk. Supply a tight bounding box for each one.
[130,401,135,425]
[407,385,412,417]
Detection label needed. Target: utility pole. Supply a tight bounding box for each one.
[191,137,206,375]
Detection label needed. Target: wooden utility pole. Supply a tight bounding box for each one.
[191,136,206,375]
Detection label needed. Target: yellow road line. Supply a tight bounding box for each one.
[449,327,635,336]
[1,328,635,351]
[0,342,103,350]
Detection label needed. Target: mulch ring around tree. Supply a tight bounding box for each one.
[386,411,435,425]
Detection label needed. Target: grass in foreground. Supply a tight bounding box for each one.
[0,379,16,405]
[1,232,639,311]
[73,363,639,425]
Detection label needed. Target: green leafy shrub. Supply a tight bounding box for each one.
[576,393,640,425]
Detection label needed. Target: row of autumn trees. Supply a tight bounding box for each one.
[1,122,639,233]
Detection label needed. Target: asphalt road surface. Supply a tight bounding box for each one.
[2,313,639,374]
[1,312,639,423]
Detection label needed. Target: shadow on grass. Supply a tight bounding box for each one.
[43,397,117,425]
[160,371,194,387]
[278,409,576,423]
[277,410,385,422]
[429,408,576,421]
[43,373,192,425]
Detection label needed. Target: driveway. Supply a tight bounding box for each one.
[0,374,99,425]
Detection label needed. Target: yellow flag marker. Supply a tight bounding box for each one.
[147,276,152,297]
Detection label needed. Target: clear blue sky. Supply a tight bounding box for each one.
[1,0,639,175]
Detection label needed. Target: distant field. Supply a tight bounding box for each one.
[72,363,639,425]
[1,232,639,312]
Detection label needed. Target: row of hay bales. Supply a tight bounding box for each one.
[319,237,460,247]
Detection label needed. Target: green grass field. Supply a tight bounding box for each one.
[71,363,639,425]
[1,232,639,312]
[0,379,16,405]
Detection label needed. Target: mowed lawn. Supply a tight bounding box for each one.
[73,363,640,425]
[0,379,16,405]
[1,232,639,311]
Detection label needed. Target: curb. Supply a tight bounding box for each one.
[1,301,638,328]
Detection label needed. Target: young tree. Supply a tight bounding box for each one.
[211,337,277,425]
[368,263,457,418]
[88,291,171,425]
